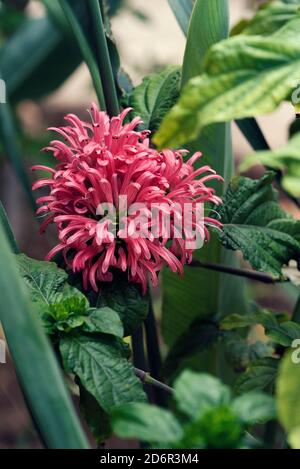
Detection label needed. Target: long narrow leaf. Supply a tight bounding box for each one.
[0,87,36,210]
[236,118,270,151]
[0,225,90,448]
[168,0,194,36]
[0,200,19,253]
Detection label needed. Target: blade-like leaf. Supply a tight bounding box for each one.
[154,18,300,149]
[168,0,194,36]
[0,224,89,448]
[60,334,146,413]
[161,0,246,353]
[217,172,300,279]
[0,200,18,253]
[112,403,183,443]
[236,118,270,152]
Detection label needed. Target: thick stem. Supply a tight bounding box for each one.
[87,0,120,116]
[132,326,148,371]
[190,259,276,284]
[134,368,173,395]
[292,295,300,323]
[59,0,106,110]
[144,301,167,407]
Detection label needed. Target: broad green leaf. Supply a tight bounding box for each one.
[231,1,300,37]
[83,306,124,337]
[240,132,300,197]
[16,254,88,322]
[168,0,194,36]
[225,338,273,371]
[60,334,146,413]
[217,172,300,279]
[96,276,149,336]
[0,223,89,448]
[128,66,181,133]
[154,18,300,149]
[231,392,276,424]
[235,357,279,394]
[174,370,231,419]
[112,403,183,443]
[79,384,112,443]
[277,350,300,448]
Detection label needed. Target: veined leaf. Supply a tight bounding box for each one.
[112,403,183,443]
[83,306,124,337]
[231,1,300,37]
[240,132,300,197]
[217,172,300,279]
[16,254,88,318]
[235,357,279,394]
[154,18,300,149]
[221,310,300,347]
[128,66,181,133]
[60,334,146,413]
[96,276,149,336]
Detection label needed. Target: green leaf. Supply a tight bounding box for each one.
[96,276,149,336]
[0,200,19,254]
[154,18,300,149]
[168,0,194,36]
[0,222,89,448]
[128,66,181,133]
[181,0,229,85]
[236,118,270,152]
[217,172,300,279]
[231,392,276,424]
[60,334,146,413]
[276,350,300,448]
[16,254,88,325]
[174,370,231,419]
[224,338,273,372]
[79,384,112,443]
[161,0,246,358]
[0,90,36,210]
[232,1,300,37]
[240,132,300,198]
[235,357,279,394]
[1,16,81,101]
[83,306,124,337]
[112,403,183,443]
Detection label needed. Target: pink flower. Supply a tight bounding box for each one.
[32,104,222,293]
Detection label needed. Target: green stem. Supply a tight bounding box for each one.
[87,0,119,116]
[59,0,106,110]
[134,368,174,395]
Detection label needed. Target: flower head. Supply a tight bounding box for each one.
[32,104,222,293]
